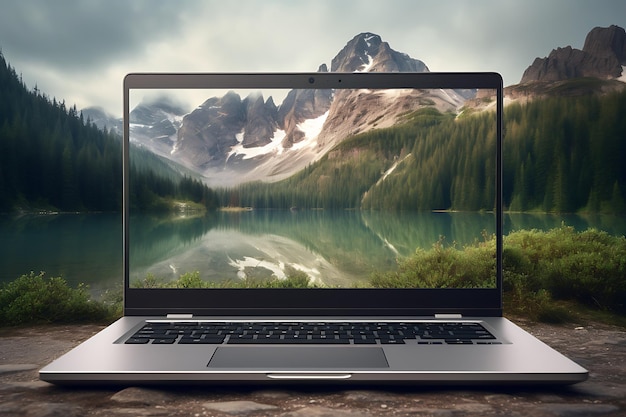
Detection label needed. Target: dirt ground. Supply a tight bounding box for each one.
[1,319,625,417]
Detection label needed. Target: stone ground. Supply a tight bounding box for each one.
[0,318,625,417]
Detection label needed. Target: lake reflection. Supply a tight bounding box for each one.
[129,210,498,287]
[2,211,624,291]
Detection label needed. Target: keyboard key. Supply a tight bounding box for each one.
[125,337,150,344]
[445,339,473,345]
[380,338,405,344]
[179,336,226,344]
[153,338,177,344]
[227,337,350,344]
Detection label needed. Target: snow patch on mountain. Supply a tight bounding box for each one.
[378,153,412,185]
[227,129,288,161]
[224,111,328,171]
[292,111,329,150]
[358,55,374,72]
[619,66,626,83]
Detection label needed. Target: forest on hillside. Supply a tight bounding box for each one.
[504,92,626,213]
[0,53,217,213]
[220,91,626,214]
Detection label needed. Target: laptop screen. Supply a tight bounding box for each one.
[125,75,500,295]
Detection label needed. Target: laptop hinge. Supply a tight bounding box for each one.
[166,313,193,319]
[435,313,463,319]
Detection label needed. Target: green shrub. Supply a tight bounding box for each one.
[369,236,495,289]
[370,225,626,321]
[504,226,626,313]
[0,272,115,326]
[132,268,318,290]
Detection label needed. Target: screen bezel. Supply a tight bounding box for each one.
[123,72,503,317]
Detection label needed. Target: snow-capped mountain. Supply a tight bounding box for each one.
[331,32,429,73]
[129,98,187,159]
[129,32,475,186]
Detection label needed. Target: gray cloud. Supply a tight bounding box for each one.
[0,0,183,71]
[1,0,624,116]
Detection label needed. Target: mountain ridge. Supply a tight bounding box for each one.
[130,32,470,186]
[507,25,626,100]
[521,25,625,83]
[83,27,626,195]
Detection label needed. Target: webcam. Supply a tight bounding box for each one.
[308,77,315,84]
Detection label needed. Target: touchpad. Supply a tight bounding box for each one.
[208,347,388,369]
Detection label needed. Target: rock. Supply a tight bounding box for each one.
[253,389,293,399]
[203,400,278,415]
[535,403,620,416]
[279,406,375,417]
[570,382,626,399]
[94,408,171,416]
[520,46,621,83]
[520,25,626,84]
[401,407,457,417]
[0,402,23,416]
[454,402,495,413]
[23,402,83,417]
[343,390,399,403]
[0,364,39,374]
[8,381,51,390]
[242,93,278,148]
[110,387,173,406]
[583,25,626,65]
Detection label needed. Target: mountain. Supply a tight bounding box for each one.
[508,25,626,99]
[521,25,625,83]
[132,33,472,186]
[81,106,122,136]
[129,97,187,159]
[331,32,429,72]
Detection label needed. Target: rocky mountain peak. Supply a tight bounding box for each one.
[520,25,626,84]
[330,32,428,73]
[583,25,626,65]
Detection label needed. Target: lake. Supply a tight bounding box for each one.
[1,211,625,293]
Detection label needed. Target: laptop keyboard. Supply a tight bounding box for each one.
[124,322,498,345]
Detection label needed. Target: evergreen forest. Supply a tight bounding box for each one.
[220,92,626,214]
[0,53,217,213]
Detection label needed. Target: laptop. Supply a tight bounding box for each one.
[40,72,588,385]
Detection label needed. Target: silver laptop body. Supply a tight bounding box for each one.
[40,72,587,384]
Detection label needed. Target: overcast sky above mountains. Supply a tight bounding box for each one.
[0,0,624,117]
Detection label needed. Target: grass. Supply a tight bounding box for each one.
[1,225,624,327]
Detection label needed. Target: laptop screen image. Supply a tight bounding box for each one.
[123,73,503,316]
[127,84,498,290]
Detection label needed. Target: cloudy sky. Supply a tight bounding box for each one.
[1,0,624,116]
